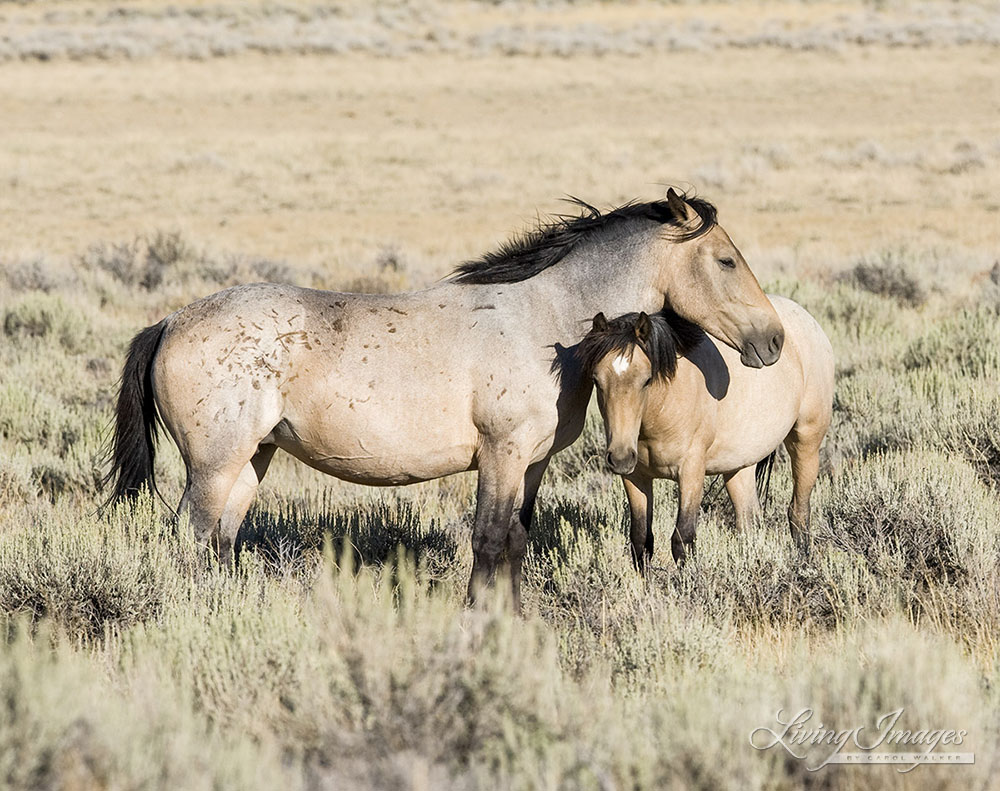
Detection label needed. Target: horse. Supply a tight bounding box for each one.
[104,189,784,610]
[577,296,833,569]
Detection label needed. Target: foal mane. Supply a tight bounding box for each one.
[577,310,705,382]
[451,192,717,285]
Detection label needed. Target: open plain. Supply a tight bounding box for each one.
[1,1,1000,789]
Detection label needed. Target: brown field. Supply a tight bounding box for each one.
[2,2,1000,789]
[2,23,998,276]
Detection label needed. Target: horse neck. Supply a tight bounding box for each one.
[531,222,666,333]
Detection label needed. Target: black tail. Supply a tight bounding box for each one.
[755,450,777,509]
[102,320,168,507]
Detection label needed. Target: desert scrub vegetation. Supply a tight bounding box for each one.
[1,233,1000,789]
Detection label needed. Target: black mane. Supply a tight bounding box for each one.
[577,310,705,382]
[451,193,717,285]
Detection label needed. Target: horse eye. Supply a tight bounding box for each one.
[643,377,653,388]
[718,257,736,270]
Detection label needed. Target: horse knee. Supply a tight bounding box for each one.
[506,522,528,563]
[472,525,506,561]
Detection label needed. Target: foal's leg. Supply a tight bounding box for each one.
[671,462,705,565]
[468,449,530,608]
[784,428,822,554]
[505,459,549,613]
[622,473,654,573]
[723,466,761,532]
[216,444,278,560]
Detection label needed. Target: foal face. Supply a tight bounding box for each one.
[593,345,654,475]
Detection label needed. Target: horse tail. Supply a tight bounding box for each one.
[102,319,168,507]
[755,449,777,508]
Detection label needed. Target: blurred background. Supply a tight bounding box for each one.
[2,0,997,294]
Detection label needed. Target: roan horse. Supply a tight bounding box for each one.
[577,297,833,569]
[104,189,784,609]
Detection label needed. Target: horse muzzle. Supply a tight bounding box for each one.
[606,448,638,476]
[740,326,784,368]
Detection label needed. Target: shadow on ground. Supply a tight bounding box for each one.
[237,498,458,575]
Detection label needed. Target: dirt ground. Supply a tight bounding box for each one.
[2,43,997,283]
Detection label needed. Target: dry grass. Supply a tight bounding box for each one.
[1,1,999,788]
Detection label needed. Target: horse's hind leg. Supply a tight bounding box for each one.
[723,466,761,532]
[178,444,277,564]
[784,428,822,554]
[177,464,245,559]
[216,444,278,559]
[622,473,654,573]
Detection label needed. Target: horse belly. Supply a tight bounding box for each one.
[705,375,801,474]
[278,391,478,486]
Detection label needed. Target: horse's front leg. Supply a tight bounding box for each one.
[622,473,654,574]
[504,459,549,613]
[671,461,705,566]
[467,447,531,610]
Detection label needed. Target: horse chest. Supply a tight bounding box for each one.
[637,393,713,473]
[638,437,698,480]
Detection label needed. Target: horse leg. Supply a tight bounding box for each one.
[784,428,821,555]
[622,473,654,574]
[216,444,278,559]
[467,450,529,609]
[177,441,276,564]
[177,463,245,563]
[671,462,705,566]
[724,466,761,532]
[505,459,549,613]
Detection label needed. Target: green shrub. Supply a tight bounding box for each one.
[839,254,927,307]
[0,624,294,791]
[820,450,1000,583]
[80,231,194,290]
[903,303,1000,377]
[0,498,189,639]
[0,383,82,455]
[2,293,89,353]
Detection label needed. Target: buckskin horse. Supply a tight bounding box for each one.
[578,298,833,569]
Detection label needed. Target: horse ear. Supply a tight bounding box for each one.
[635,312,651,343]
[666,188,691,222]
[593,312,608,332]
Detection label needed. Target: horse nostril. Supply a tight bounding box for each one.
[606,451,615,469]
[769,332,784,356]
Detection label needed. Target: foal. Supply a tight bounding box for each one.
[579,297,834,568]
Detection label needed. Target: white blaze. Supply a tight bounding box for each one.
[611,353,631,375]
